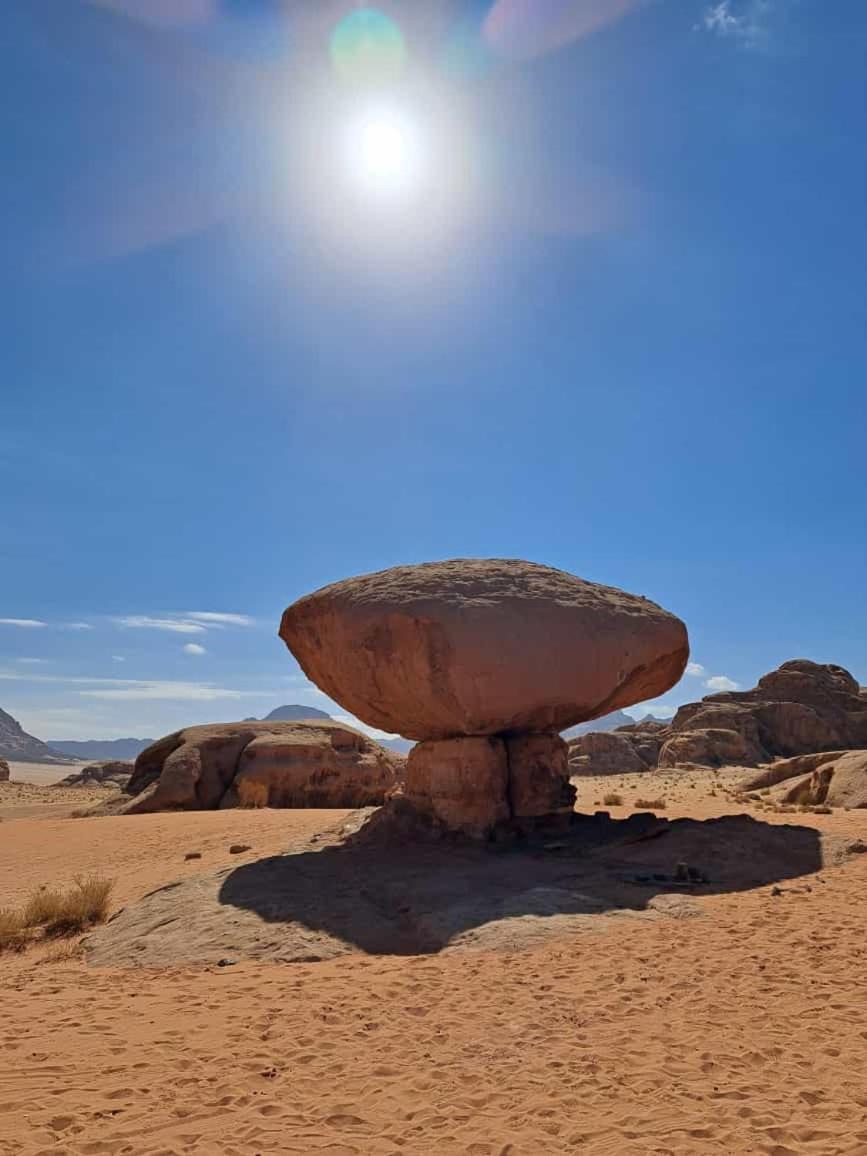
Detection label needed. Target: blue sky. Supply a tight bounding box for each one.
[2,0,865,742]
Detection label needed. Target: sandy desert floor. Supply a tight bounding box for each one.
[1,766,865,1155]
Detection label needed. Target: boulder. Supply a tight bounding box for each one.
[280,558,689,742]
[741,749,867,808]
[506,732,576,822]
[56,761,133,789]
[658,728,757,769]
[765,750,867,809]
[0,758,9,782]
[404,736,510,837]
[568,730,652,776]
[117,720,402,814]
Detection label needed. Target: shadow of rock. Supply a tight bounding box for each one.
[84,810,835,968]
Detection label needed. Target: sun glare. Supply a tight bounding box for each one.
[345,104,424,199]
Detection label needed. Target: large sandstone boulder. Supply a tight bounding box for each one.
[117,720,401,814]
[658,728,761,769]
[280,559,689,741]
[751,750,867,809]
[568,730,653,776]
[56,761,133,789]
[0,758,9,782]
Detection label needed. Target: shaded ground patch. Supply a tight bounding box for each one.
[84,809,840,967]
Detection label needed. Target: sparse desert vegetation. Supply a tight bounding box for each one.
[0,875,113,953]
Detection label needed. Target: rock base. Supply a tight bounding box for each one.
[404,731,576,838]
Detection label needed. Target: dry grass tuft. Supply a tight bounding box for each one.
[0,908,29,953]
[1,876,113,953]
[634,797,667,810]
[602,792,623,807]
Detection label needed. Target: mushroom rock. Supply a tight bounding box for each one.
[280,559,689,741]
[280,559,689,837]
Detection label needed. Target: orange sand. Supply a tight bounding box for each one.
[1,770,865,1155]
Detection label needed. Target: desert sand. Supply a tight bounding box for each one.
[1,768,865,1155]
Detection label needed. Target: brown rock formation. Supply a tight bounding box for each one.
[114,720,401,814]
[280,558,689,741]
[56,761,133,789]
[568,730,654,776]
[568,660,867,775]
[744,750,867,809]
[0,758,9,782]
[281,559,688,837]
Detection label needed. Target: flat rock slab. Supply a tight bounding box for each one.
[84,810,843,968]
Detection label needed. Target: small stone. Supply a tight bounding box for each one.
[217,957,238,967]
[771,886,783,896]
[184,851,202,861]
[229,843,251,855]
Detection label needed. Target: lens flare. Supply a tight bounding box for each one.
[330,8,406,84]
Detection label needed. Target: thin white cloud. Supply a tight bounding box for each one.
[113,615,206,635]
[63,622,94,631]
[704,674,740,692]
[186,612,255,627]
[112,655,126,663]
[699,0,773,49]
[685,662,706,677]
[16,657,48,665]
[183,643,207,656]
[624,702,677,721]
[0,618,47,628]
[79,681,253,702]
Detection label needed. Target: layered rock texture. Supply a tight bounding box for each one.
[741,750,867,809]
[111,721,401,814]
[57,761,133,789]
[569,660,867,775]
[281,558,689,836]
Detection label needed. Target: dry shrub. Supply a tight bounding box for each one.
[602,792,623,806]
[634,797,667,810]
[38,940,86,966]
[17,876,113,941]
[0,908,29,953]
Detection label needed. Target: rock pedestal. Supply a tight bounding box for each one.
[280,558,689,838]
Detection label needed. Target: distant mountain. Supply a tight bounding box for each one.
[261,704,333,722]
[48,737,154,761]
[561,710,635,740]
[0,707,75,764]
[378,736,414,755]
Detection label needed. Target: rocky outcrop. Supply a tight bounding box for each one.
[115,720,402,814]
[568,730,654,776]
[743,750,867,809]
[568,660,867,775]
[0,707,73,764]
[56,761,133,789]
[0,758,9,782]
[281,559,688,836]
[280,558,689,742]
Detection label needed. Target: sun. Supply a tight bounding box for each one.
[344,104,424,200]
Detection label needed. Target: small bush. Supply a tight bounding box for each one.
[603,792,623,806]
[634,797,667,810]
[0,908,28,953]
[15,876,113,943]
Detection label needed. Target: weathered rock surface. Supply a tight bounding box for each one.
[114,721,402,814]
[742,750,867,809]
[404,737,510,837]
[506,732,576,824]
[568,660,867,776]
[280,558,689,742]
[57,761,133,789]
[0,758,9,782]
[568,730,653,776]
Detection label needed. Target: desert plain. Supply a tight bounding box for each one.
[1,763,865,1156]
